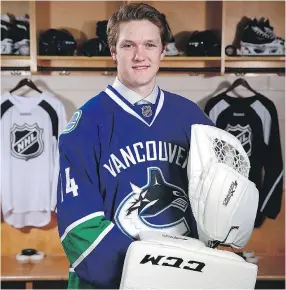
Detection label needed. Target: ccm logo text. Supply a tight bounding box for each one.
[140,255,205,272]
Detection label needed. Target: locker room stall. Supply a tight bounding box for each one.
[1,0,285,289]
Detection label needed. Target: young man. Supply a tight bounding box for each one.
[57,3,213,289]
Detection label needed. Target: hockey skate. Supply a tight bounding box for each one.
[12,15,30,56]
[240,18,285,56]
[166,39,179,56]
[1,14,13,55]
[161,14,179,56]
[258,18,285,42]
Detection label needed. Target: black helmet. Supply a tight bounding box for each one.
[96,20,108,42]
[39,29,77,56]
[81,38,110,57]
[185,30,221,56]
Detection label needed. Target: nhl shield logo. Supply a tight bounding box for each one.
[11,123,44,161]
[226,124,252,156]
[142,105,152,117]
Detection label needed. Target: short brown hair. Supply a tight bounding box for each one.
[107,3,170,49]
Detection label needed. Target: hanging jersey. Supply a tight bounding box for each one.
[56,86,214,289]
[1,91,67,228]
[204,93,283,224]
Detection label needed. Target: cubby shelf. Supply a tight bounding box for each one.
[1,56,31,67]
[1,0,285,75]
[225,56,285,67]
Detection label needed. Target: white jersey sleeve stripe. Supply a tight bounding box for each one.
[260,170,283,212]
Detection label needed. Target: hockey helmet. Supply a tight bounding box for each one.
[185,30,221,56]
[96,20,108,42]
[39,29,77,56]
[161,13,179,56]
[81,38,110,56]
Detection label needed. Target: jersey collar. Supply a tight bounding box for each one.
[105,85,164,127]
[112,77,158,105]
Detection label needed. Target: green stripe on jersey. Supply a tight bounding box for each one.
[62,215,112,265]
[68,271,95,289]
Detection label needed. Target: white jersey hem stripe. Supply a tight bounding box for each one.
[61,211,104,242]
[260,170,283,212]
[72,222,114,269]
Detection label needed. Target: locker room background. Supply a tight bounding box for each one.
[1,74,285,258]
[1,0,285,287]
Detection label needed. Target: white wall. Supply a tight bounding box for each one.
[1,74,285,174]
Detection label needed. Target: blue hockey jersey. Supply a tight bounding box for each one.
[56,85,213,289]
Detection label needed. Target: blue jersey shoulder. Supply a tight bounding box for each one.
[162,90,214,126]
[59,91,110,149]
[61,91,106,136]
[163,90,200,112]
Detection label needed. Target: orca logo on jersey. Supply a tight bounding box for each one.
[115,167,191,239]
[62,110,82,134]
[226,124,252,156]
[11,123,44,161]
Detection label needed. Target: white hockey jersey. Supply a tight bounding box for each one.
[1,91,67,228]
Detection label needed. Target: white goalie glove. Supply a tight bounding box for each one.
[188,124,259,248]
[120,231,258,289]
[120,124,259,289]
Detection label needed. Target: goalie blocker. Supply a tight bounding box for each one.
[120,231,257,289]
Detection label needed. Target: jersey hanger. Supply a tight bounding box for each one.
[223,78,258,97]
[10,78,42,94]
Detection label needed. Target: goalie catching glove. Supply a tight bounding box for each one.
[120,231,258,289]
[187,124,259,248]
[120,125,259,289]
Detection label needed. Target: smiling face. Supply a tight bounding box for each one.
[111,20,166,91]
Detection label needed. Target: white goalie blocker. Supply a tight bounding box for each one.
[120,125,259,289]
[120,231,258,289]
[188,124,259,248]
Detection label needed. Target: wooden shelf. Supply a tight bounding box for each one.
[1,56,31,68]
[225,56,286,69]
[225,57,286,61]
[257,255,285,281]
[1,0,285,75]
[2,55,284,74]
[36,56,221,70]
[160,56,221,69]
[37,56,116,69]
[1,255,69,282]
